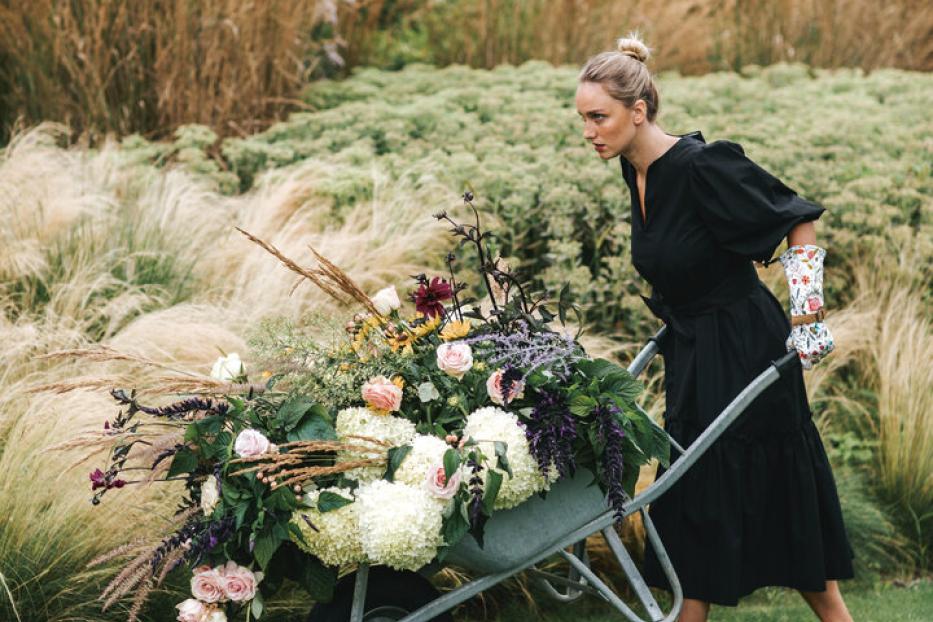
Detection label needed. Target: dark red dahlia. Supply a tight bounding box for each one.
[410,276,453,318]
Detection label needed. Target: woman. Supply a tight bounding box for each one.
[574,34,855,621]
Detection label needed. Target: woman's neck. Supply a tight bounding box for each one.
[622,124,681,175]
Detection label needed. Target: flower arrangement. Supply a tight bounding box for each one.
[78,192,669,620]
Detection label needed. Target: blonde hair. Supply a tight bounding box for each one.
[578,31,660,121]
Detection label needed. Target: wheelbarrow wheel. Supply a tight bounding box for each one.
[307,566,453,622]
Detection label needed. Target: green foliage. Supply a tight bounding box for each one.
[121,62,933,331]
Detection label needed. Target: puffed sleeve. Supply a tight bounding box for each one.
[689,140,825,262]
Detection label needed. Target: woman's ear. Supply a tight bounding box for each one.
[630,98,648,125]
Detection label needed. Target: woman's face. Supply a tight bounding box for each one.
[575,81,637,160]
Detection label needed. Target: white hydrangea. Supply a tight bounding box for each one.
[290,487,364,567]
[462,406,555,510]
[335,407,417,483]
[355,479,445,571]
[393,434,450,490]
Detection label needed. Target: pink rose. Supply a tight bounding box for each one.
[436,343,473,380]
[486,369,524,406]
[362,376,403,413]
[807,296,822,312]
[176,598,207,622]
[234,429,271,458]
[218,561,259,602]
[191,567,226,603]
[425,463,461,499]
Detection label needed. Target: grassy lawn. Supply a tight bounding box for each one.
[459,579,933,621]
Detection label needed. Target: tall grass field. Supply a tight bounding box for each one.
[1,61,930,620]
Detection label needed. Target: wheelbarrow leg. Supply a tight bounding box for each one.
[533,539,590,601]
[600,526,664,620]
[350,564,369,622]
[558,548,647,621]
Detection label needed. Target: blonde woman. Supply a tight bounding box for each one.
[575,33,855,622]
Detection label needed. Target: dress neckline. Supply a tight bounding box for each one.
[623,130,703,230]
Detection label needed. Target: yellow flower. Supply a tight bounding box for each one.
[261,370,273,379]
[391,376,405,390]
[389,331,414,353]
[474,361,486,372]
[338,363,352,372]
[441,319,472,341]
[410,313,442,339]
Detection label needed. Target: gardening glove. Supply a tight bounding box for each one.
[778,244,835,370]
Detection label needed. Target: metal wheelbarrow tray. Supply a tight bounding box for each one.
[336,325,801,622]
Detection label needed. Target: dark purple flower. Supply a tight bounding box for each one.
[596,404,627,521]
[410,276,453,318]
[90,467,126,492]
[89,468,106,490]
[522,389,577,478]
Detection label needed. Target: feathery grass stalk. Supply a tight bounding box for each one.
[0,570,22,622]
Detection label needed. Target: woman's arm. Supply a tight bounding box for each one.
[787,220,817,247]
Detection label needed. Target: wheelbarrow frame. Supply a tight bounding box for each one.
[345,325,801,622]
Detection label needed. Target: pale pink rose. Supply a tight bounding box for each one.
[486,369,524,406]
[218,561,259,602]
[425,463,461,499]
[436,343,473,380]
[191,567,226,603]
[176,598,207,622]
[361,376,403,413]
[234,429,271,458]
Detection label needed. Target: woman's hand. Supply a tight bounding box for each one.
[778,244,835,369]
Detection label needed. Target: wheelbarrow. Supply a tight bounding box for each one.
[309,325,801,622]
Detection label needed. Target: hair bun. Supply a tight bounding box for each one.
[616,32,650,63]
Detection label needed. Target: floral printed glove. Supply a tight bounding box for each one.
[778,244,835,370]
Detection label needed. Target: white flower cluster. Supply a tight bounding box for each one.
[393,434,449,491]
[463,406,554,510]
[335,407,416,482]
[355,479,445,571]
[291,487,364,567]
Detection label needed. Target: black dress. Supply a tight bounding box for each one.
[620,130,855,606]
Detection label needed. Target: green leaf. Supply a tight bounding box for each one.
[493,441,512,478]
[440,507,471,557]
[167,447,198,477]
[234,501,251,530]
[602,372,643,402]
[621,461,640,498]
[558,283,571,325]
[443,448,461,482]
[483,470,503,514]
[252,531,282,570]
[265,487,298,512]
[317,491,353,513]
[577,358,618,379]
[287,408,337,442]
[251,591,264,619]
[297,556,337,602]
[384,444,412,482]
[276,397,316,432]
[569,394,597,417]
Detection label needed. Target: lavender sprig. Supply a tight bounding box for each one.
[461,321,584,382]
